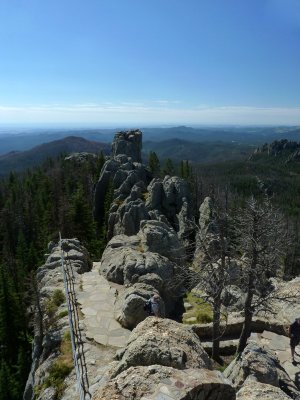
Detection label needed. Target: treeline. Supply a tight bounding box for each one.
[148,150,300,276]
[1,148,299,398]
[0,153,106,400]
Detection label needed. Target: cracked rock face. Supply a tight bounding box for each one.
[224,342,298,399]
[110,317,212,377]
[111,130,142,163]
[92,365,235,400]
[236,380,291,400]
[100,222,186,328]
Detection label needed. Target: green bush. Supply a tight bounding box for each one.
[57,310,68,319]
[52,289,65,306]
[183,292,213,324]
[45,289,66,321]
[42,331,73,399]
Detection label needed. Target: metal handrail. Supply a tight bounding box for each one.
[59,233,91,400]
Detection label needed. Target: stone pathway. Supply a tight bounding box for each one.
[77,262,130,348]
[251,331,300,389]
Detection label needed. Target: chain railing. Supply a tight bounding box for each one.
[59,233,91,400]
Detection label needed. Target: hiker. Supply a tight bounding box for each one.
[150,294,161,317]
[144,293,161,317]
[289,317,300,362]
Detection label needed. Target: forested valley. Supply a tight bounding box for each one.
[0,143,300,399]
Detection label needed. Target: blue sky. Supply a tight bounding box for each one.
[0,0,300,126]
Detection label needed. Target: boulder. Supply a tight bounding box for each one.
[236,380,291,400]
[224,342,298,399]
[100,234,176,286]
[111,317,212,377]
[116,284,163,329]
[139,220,185,264]
[92,365,235,400]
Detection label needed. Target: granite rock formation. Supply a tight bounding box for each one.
[111,130,142,163]
[111,317,212,377]
[224,342,298,399]
[92,365,236,400]
[236,380,292,400]
[100,222,185,328]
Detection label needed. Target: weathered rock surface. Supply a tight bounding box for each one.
[224,342,298,399]
[92,365,236,400]
[100,231,176,286]
[257,277,300,326]
[236,380,292,400]
[100,221,186,327]
[146,175,193,241]
[116,284,163,329]
[111,130,142,163]
[198,197,218,237]
[139,219,185,263]
[94,155,152,235]
[111,317,212,377]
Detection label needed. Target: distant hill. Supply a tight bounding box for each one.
[142,125,300,144]
[0,136,110,176]
[196,139,300,216]
[1,125,300,155]
[142,138,254,164]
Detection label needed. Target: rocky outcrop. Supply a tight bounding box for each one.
[116,284,163,329]
[194,196,221,265]
[92,365,236,400]
[146,175,193,242]
[94,155,152,234]
[64,152,98,163]
[250,139,300,163]
[100,222,185,328]
[224,342,298,399]
[198,197,218,238]
[24,239,91,400]
[236,380,292,400]
[111,317,212,377]
[256,277,300,326]
[111,130,142,163]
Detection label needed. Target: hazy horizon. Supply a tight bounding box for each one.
[1,1,300,125]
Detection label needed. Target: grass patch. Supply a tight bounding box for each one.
[41,331,73,399]
[183,292,213,324]
[45,289,66,325]
[57,310,68,319]
[141,191,149,202]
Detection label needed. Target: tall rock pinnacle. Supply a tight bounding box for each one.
[111,130,142,163]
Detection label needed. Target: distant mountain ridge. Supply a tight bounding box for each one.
[1,125,300,155]
[0,136,110,176]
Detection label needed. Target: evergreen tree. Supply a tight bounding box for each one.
[162,158,175,176]
[148,151,160,177]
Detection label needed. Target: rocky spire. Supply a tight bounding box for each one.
[111,130,142,163]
